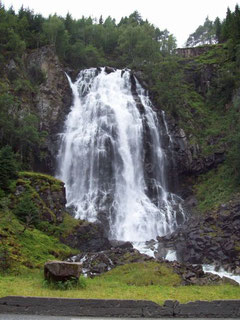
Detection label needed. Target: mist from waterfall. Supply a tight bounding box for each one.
[57,68,185,242]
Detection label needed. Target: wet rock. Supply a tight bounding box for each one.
[69,247,152,277]
[162,260,226,286]
[109,240,133,250]
[158,194,240,271]
[104,66,116,74]
[222,276,239,286]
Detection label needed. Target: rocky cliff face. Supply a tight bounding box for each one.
[163,115,225,175]
[133,69,225,202]
[14,171,111,252]
[157,194,240,274]
[175,46,211,58]
[25,46,72,173]
[15,172,67,224]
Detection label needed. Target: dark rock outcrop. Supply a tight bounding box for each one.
[61,221,111,253]
[109,240,133,250]
[26,46,72,134]
[165,260,238,286]
[158,194,240,273]
[158,114,225,178]
[175,46,211,59]
[132,69,225,197]
[69,247,152,277]
[104,66,116,74]
[68,246,237,286]
[44,260,82,282]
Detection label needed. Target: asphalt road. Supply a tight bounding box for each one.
[0,316,237,320]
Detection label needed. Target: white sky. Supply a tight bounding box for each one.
[2,0,239,47]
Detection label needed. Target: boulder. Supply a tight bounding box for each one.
[109,240,133,250]
[104,66,116,74]
[44,261,82,282]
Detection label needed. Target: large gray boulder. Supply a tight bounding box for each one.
[44,261,82,282]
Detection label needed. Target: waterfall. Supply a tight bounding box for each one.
[57,68,185,242]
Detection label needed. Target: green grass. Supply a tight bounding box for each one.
[195,163,238,212]
[0,170,82,274]
[100,262,181,286]
[18,171,63,191]
[53,212,81,238]
[0,265,239,305]
[0,209,77,273]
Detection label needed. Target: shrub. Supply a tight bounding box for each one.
[14,193,39,229]
[0,146,18,191]
[43,276,87,290]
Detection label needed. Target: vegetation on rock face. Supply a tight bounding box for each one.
[0,171,78,273]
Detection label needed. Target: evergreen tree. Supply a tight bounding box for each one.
[214,17,222,43]
[0,145,18,191]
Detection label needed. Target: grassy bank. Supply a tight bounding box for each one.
[0,264,240,305]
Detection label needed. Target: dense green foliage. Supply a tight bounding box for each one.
[13,192,39,227]
[0,4,176,68]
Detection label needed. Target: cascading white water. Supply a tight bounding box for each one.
[57,68,185,242]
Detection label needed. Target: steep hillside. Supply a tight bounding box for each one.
[0,45,71,173]
[0,171,111,273]
[135,44,240,212]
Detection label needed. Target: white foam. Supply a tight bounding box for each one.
[203,264,240,284]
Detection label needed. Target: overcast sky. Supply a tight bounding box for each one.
[2,0,239,47]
